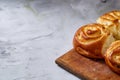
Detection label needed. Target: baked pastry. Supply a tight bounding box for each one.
[73,23,115,59]
[97,10,120,39]
[105,40,120,74]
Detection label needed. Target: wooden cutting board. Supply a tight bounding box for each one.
[55,49,120,80]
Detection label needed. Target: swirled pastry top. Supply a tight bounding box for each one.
[105,40,120,74]
[73,23,115,59]
[75,23,109,44]
[97,10,120,26]
[97,10,120,39]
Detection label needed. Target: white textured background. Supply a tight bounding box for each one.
[0,0,119,80]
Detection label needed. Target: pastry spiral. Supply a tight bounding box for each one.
[105,40,120,74]
[73,23,115,59]
[97,10,120,39]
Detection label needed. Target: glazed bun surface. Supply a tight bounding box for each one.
[97,10,120,39]
[73,23,115,59]
[105,40,120,74]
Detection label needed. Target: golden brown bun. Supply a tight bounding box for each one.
[97,10,120,39]
[73,23,115,59]
[105,40,120,74]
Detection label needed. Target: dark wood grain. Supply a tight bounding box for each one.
[55,49,120,80]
